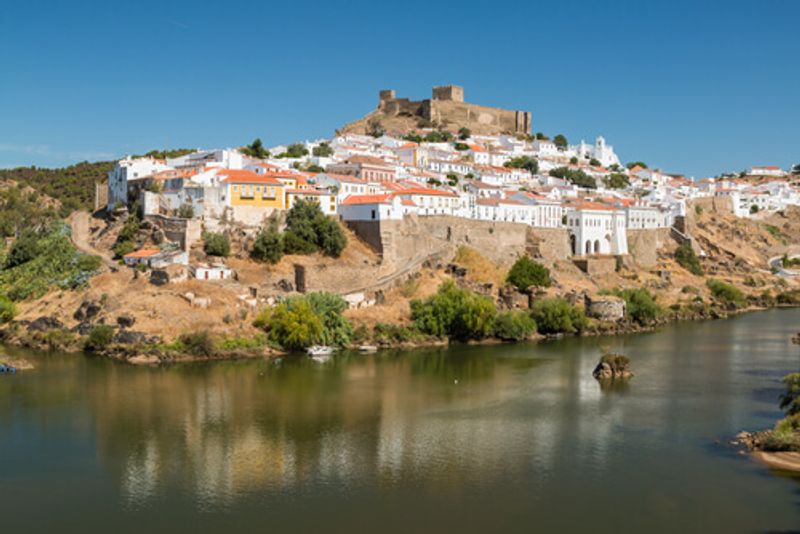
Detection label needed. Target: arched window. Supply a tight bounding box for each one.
[594,240,600,253]
[585,241,592,254]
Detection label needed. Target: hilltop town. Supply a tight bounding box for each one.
[5,85,800,357]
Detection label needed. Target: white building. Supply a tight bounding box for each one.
[571,136,621,168]
[107,157,172,208]
[749,166,786,177]
[565,201,628,256]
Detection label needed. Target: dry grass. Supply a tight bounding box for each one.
[452,246,505,286]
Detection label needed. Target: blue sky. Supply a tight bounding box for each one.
[1,0,798,177]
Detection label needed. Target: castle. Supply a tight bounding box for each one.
[350,85,532,136]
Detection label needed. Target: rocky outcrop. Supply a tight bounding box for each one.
[27,316,64,332]
[592,353,633,380]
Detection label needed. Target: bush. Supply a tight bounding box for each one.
[548,167,596,188]
[530,298,588,335]
[493,311,537,341]
[675,243,704,275]
[0,295,16,323]
[5,232,40,268]
[203,232,230,257]
[254,292,353,350]
[283,199,347,256]
[251,226,284,264]
[85,325,115,352]
[179,331,216,357]
[177,204,194,219]
[373,323,423,344]
[613,288,660,325]
[780,373,800,416]
[312,142,333,157]
[261,299,323,350]
[410,281,497,340]
[706,278,746,308]
[315,216,347,257]
[506,256,551,291]
[112,240,136,259]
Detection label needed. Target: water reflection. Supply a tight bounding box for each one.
[3,310,800,533]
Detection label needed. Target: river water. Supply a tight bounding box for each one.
[2,310,800,533]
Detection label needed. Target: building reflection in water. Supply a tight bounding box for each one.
[82,343,646,508]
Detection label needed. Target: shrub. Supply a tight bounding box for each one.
[177,204,194,219]
[780,373,800,416]
[315,216,347,257]
[312,142,334,157]
[706,278,746,308]
[0,295,16,323]
[506,256,551,291]
[675,243,704,275]
[112,240,136,259]
[410,281,497,340]
[373,323,423,344]
[548,167,596,188]
[179,331,216,357]
[493,311,537,341]
[203,232,230,257]
[262,299,323,350]
[303,292,353,346]
[85,325,115,352]
[530,298,588,335]
[251,225,284,264]
[613,288,660,325]
[5,232,41,268]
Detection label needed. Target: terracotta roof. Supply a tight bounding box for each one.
[340,194,394,205]
[346,155,392,166]
[286,189,328,195]
[124,248,160,259]
[219,169,283,185]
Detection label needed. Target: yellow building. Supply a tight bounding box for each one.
[220,169,285,209]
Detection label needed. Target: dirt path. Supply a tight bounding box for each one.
[69,211,117,269]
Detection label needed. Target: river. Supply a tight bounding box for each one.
[2,309,800,533]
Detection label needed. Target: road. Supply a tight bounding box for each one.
[69,211,118,270]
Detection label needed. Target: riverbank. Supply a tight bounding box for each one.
[2,297,797,365]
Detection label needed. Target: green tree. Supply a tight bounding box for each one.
[549,167,596,189]
[504,156,539,174]
[5,231,41,268]
[506,256,551,291]
[312,142,334,157]
[603,173,630,189]
[493,311,537,341]
[203,232,230,257]
[750,204,759,214]
[284,143,309,158]
[304,292,353,346]
[589,158,601,167]
[458,127,472,140]
[530,298,588,335]
[454,142,470,151]
[410,281,497,340]
[675,243,703,275]
[535,132,548,140]
[241,138,270,159]
[315,216,347,257]
[251,225,284,264]
[260,298,324,350]
[553,134,568,149]
[626,161,648,169]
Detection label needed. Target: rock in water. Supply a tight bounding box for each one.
[592,352,633,380]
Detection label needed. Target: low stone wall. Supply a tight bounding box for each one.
[573,256,617,275]
[585,295,625,321]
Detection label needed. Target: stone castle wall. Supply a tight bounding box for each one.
[345,216,570,269]
[627,228,671,267]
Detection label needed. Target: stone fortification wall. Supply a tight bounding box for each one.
[427,100,531,135]
[345,215,570,269]
[627,228,671,267]
[144,214,202,251]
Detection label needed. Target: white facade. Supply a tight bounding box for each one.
[338,195,404,221]
[107,157,171,208]
[566,205,628,256]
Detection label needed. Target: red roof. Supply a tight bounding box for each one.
[340,194,394,205]
[124,248,160,259]
[219,169,283,185]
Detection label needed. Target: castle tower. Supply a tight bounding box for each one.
[432,85,464,102]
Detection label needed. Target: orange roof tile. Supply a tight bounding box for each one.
[124,249,160,259]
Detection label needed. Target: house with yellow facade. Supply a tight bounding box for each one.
[219,169,285,208]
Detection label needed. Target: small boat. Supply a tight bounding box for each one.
[0,363,17,374]
[358,345,378,353]
[307,345,334,356]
